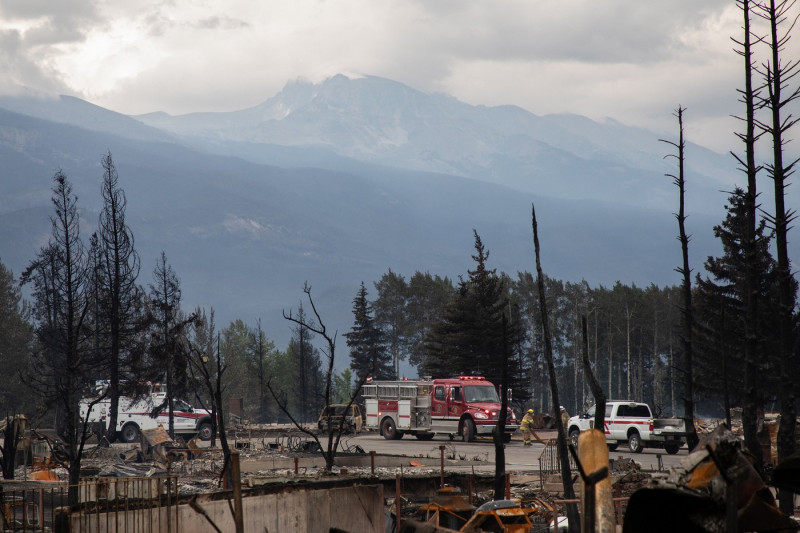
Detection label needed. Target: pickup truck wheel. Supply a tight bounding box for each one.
[381,417,398,440]
[197,422,213,441]
[120,423,140,443]
[461,420,476,442]
[607,442,619,451]
[664,442,681,455]
[628,431,643,453]
[569,429,580,449]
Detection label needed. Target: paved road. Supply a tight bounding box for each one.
[324,430,688,473]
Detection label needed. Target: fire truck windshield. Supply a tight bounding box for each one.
[464,386,499,403]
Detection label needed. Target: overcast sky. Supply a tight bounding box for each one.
[0,0,794,152]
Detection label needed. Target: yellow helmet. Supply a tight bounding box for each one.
[527,409,534,414]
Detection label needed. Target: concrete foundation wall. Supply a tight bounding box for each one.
[68,483,385,533]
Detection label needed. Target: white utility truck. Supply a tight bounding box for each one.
[567,400,688,454]
[80,383,213,443]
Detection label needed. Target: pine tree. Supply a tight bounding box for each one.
[286,304,324,422]
[422,231,514,385]
[695,188,780,421]
[0,260,34,421]
[345,282,392,381]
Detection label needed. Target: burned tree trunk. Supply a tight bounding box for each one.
[492,314,510,500]
[756,0,800,512]
[661,107,700,451]
[582,316,607,435]
[531,203,579,532]
[731,0,766,469]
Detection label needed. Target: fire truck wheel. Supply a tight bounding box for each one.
[381,417,398,440]
[461,420,475,442]
[197,422,213,441]
[121,423,140,443]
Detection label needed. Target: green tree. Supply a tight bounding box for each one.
[285,303,324,422]
[406,272,454,369]
[345,282,392,382]
[220,319,257,423]
[332,368,354,404]
[423,231,515,387]
[695,188,779,426]
[251,319,276,423]
[373,270,408,378]
[0,260,34,418]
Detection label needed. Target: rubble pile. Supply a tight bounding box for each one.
[623,425,798,532]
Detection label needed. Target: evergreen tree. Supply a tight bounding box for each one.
[286,304,324,422]
[221,319,258,423]
[406,272,454,367]
[695,188,780,418]
[422,231,514,386]
[345,282,392,381]
[332,368,355,404]
[0,260,35,417]
[251,319,276,423]
[373,270,408,379]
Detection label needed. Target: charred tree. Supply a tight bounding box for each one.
[96,152,144,443]
[148,252,183,439]
[582,315,607,434]
[732,0,766,468]
[531,203,579,532]
[21,173,99,505]
[493,313,511,500]
[755,0,800,512]
[661,107,700,451]
[270,283,367,471]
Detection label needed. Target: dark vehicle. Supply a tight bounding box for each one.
[317,404,363,433]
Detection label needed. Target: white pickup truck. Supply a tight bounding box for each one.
[567,400,687,455]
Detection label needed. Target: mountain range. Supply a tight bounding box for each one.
[0,75,777,351]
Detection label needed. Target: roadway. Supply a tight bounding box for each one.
[321,429,689,473]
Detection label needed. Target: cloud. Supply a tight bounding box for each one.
[0,0,794,152]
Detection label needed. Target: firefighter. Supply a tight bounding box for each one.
[560,406,570,430]
[521,408,535,446]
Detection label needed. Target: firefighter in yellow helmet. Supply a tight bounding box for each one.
[520,408,535,446]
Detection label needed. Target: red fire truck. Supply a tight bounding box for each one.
[362,376,518,442]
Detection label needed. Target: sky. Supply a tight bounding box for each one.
[0,0,794,153]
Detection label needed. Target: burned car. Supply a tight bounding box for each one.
[317,404,363,433]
